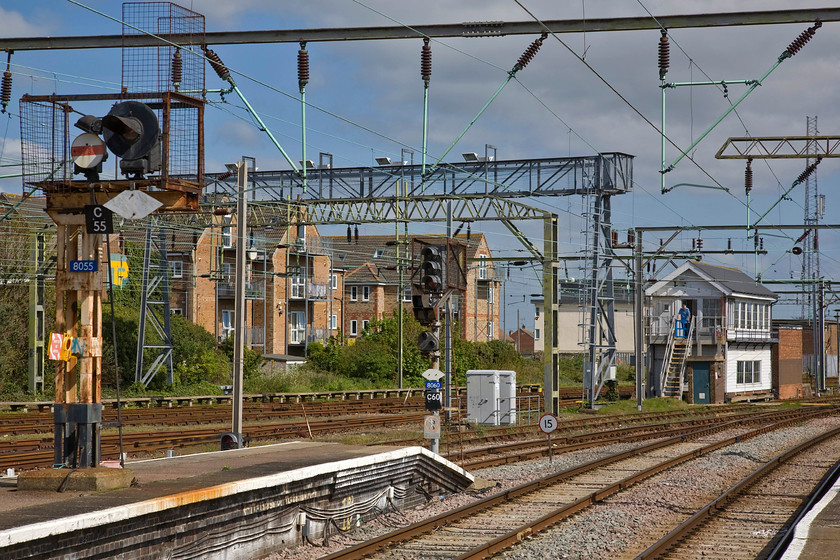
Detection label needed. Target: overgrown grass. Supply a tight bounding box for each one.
[595,397,690,415]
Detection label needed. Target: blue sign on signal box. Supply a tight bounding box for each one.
[425,381,442,390]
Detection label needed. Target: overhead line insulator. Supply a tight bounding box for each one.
[171,48,183,90]
[204,47,231,82]
[421,38,432,85]
[298,42,309,92]
[745,159,753,193]
[658,30,669,80]
[1,50,12,114]
[796,158,821,185]
[786,19,822,57]
[516,32,548,70]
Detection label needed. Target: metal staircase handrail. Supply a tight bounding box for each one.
[676,316,696,394]
[660,313,679,396]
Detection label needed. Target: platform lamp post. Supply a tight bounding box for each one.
[225,157,252,450]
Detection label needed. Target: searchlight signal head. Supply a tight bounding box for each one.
[102,101,161,179]
[72,101,162,181]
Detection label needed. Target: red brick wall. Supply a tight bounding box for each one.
[773,327,804,399]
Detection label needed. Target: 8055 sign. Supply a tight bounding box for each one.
[69,260,98,272]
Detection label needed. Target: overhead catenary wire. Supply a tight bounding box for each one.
[19,2,832,290]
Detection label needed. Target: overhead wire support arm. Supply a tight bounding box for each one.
[204,47,301,176]
[752,158,821,229]
[422,33,547,182]
[660,19,821,186]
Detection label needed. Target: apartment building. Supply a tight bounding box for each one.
[326,233,502,342]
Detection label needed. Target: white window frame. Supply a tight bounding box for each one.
[221,262,232,280]
[362,319,369,331]
[362,285,370,302]
[170,260,183,279]
[402,285,412,302]
[330,274,338,290]
[171,308,183,316]
[222,226,233,249]
[488,283,495,304]
[737,360,761,384]
[330,314,338,330]
[221,310,235,338]
[350,320,358,336]
[350,286,358,301]
[290,267,304,299]
[289,311,306,344]
[479,255,488,280]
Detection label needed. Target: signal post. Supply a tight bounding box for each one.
[412,239,468,453]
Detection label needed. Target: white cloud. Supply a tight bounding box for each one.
[0,7,49,37]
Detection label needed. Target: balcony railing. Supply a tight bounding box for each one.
[289,281,330,300]
[217,326,264,345]
[217,281,265,299]
[306,327,328,343]
[647,314,774,342]
[308,282,329,300]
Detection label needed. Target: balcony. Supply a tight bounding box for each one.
[647,315,775,344]
[307,282,329,300]
[217,281,265,299]
[307,328,329,343]
[290,281,330,300]
[217,326,264,346]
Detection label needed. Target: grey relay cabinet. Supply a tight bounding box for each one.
[466,370,517,425]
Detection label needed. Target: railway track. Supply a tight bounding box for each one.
[635,426,840,559]
[319,406,837,560]
[0,401,771,472]
[0,402,757,471]
[448,408,795,470]
[0,411,435,470]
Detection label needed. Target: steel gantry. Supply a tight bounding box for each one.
[214,154,633,413]
[715,133,835,390]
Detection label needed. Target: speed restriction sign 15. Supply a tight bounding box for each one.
[539,413,558,434]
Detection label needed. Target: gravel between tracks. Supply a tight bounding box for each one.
[258,416,840,560]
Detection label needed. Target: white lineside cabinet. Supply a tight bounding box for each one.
[499,370,517,425]
[466,370,517,425]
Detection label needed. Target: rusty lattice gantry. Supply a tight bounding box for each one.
[18,1,206,468]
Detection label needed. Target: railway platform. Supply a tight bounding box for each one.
[782,473,840,559]
[0,441,474,560]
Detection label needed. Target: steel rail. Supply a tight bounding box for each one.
[320,407,834,560]
[456,408,792,470]
[635,425,840,559]
[766,455,840,559]
[451,408,836,560]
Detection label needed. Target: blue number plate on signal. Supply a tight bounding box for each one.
[425,381,442,389]
[69,260,98,272]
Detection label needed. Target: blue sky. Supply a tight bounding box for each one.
[2,1,840,327]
